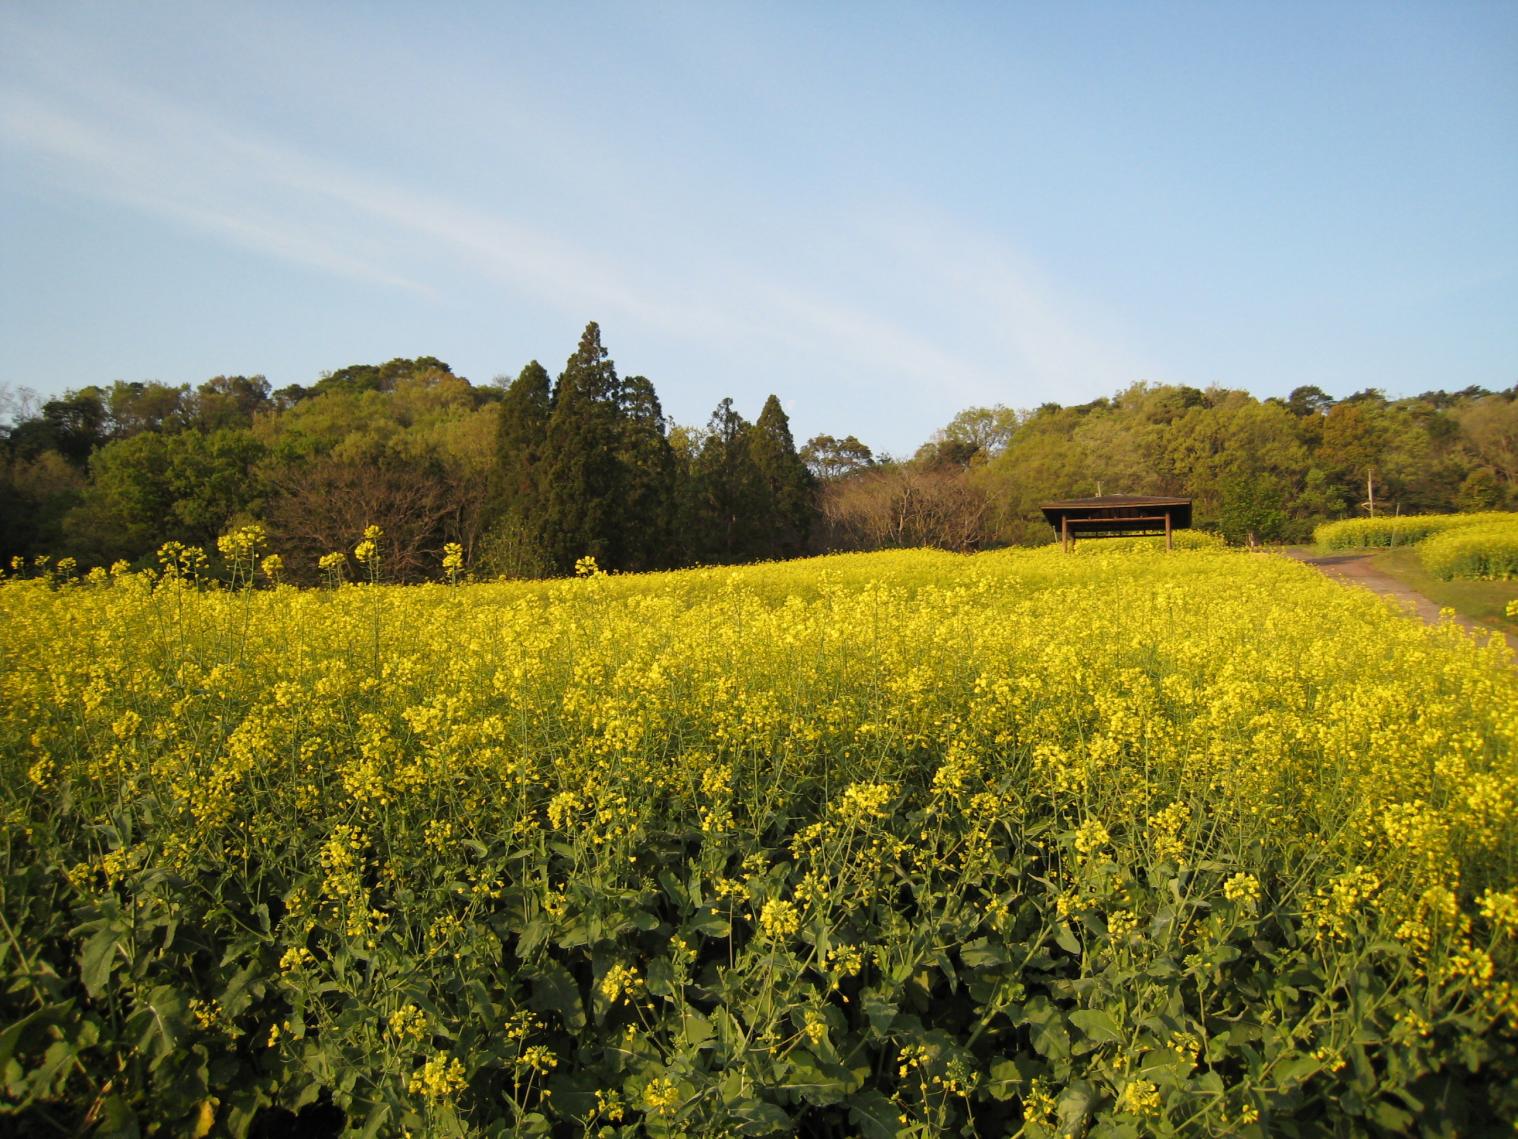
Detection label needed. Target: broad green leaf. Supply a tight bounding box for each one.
[79,927,120,998]
[861,992,897,1036]
[1070,1008,1124,1045]
[1054,923,1082,955]
[94,1094,142,1139]
[679,1009,714,1050]
[527,959,585,1030]
[959,937,1009,969]
[847,1089,904,1139]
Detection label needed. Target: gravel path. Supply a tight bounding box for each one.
[1280,548,1495,639]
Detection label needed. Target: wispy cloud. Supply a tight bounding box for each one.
[0,89,430,294]
[858,207,1148,405]
[0,18,1137,421]
[0,56,761,337]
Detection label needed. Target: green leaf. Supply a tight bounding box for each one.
[79,927,120,998]
[1271,1055,1319,1086]
[687,910,732,939]
[527,960,584,1030]
[517,917,551,957]
[1054,923,1082,955]
[1022,997,1071,1062]
[1070,1009,1124,1045]
[782,1050,856,1105]
[1057,1082,1094,1131]
[355,1101,391,1139]
[729,1097,793,1135]
[959,937,1009,969]
[1370,1100,1414,1131]
[646,956,676,998]
[94,1094,142,1139]
[861,992,897,1036]
[678,1009,714,1050]
[847,1089,904,1139]
[985,1056,1042,1101]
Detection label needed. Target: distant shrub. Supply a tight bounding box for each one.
[1313,512,1515,550]
[1417,521,1518,580]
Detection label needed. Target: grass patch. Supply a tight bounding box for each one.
[1370,545,1518,634]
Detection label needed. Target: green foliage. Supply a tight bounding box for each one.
[486,361,553,576]
[687,398,770,564]
[1216,474,1288,546]
[800,434,874,481]
[541,324,625,572]
[617,376,681,573]
[314,356,455,397]
[1457,468,1507,512]
[748,396,815,561]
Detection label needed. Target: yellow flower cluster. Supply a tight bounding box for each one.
[599,962,643,1005]
[407,1053,467,1102]
[759,899,801,940]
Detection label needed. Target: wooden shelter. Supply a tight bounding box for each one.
[1040,495,1193,552]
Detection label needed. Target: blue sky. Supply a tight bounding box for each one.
[1,2,1514,457]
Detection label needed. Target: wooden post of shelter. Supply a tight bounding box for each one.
[1039,496,1193,553]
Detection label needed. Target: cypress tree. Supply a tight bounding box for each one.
[689,398,769,564]
[484,360,552,575]
[540,322,624,571]
[749,394,817,559]
[491,361,551,515]
[617,375,680,571]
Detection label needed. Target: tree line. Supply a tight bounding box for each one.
[819,382,1518,550]
[3,322,1515,579]
[0,323,817,582]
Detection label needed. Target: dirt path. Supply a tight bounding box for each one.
[1281,549,1495,638]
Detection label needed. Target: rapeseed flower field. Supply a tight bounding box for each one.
[1,542,1515,1137]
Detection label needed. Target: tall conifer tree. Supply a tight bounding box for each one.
[617,375,680,571]
[490,361,551,520]
[690,397,769,563]
[541,323,624,571]
[749,394,817,559]
[484,360,553,574]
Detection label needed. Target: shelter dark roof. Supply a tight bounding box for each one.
[1038,495,1191,509]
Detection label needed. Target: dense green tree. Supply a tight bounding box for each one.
[105,380,190,436]
[800,434,874,481]
[483,361,554,577]
[749,395,816,559]
[9,388,109,465]
[540,323,625,571]
[1458,396,1518,492]
[191,375,272,432]
[0,450,84,561]
[617,375,681,571]
[1457,467,1507,511]
[1218,473,1290,545]
[313,356,454,397]
[61,429,267,564]
[926,404,1020,462]
[1286,385,1334,417]
[64,432,175,562]
[688,398,769,563]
